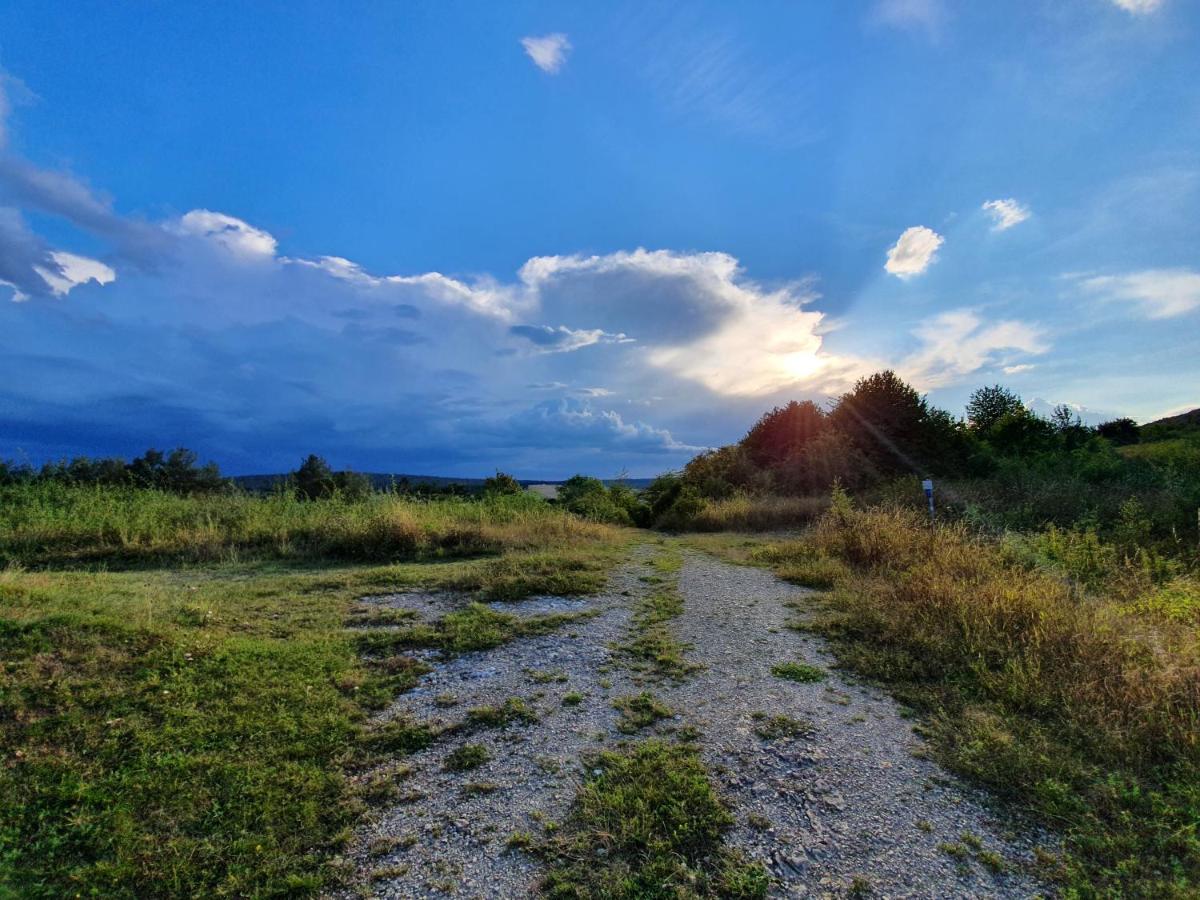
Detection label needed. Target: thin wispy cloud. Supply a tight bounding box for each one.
[982,198,1031,231]
[884,226,944,279]
[901,309,1047,389]
[869,0,947,39]
[1078,269,1200,319]
[521,33,571,74]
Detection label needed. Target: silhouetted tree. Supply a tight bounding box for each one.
[293,454,336,500]
[1097,417,1140,446]
[829,371,931,474]
[482,471,523,495]
[741,400,826,468]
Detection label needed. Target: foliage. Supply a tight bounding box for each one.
[291,454,373,501]
[2,447,228,494]
[482,471,524,495]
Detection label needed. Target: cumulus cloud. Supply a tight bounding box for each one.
[173,209,277,257]
[900,309,1048,389]
[521,34,571,74]
[1111,0,1163,13]
[982,198,1030,231]
[497,398,701,454]
[1078,269,1200,319]
[884,226,944,279]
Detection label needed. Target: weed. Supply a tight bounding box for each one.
[465,697,538,729]
[752,714,813,740]
[771,661,826,683]
[443,744,489,772]
[612,692,673,733]
[561,691,584,706]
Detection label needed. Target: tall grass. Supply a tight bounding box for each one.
[769,501,1200,896]
[0,482,616,565]
[673,494,829,533]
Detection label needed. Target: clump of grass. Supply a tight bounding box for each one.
[361,718,439,756]
[612,692,673,733]
[465,697,538,729]
[443,744,489,772]
[355,602,595,656]
[750,542,849,589]
[539,740,769,898]
[561,691,584,706]
[752,713,812,740]
[770,661,826,683]
[526,668,569,684]
[461,781,500,796]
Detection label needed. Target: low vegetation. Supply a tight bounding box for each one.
[0,506,627,896]
[0,481,620,567]
[738,493,1200,897]
[616,548,697,681]
[612,692,674,733]
[539,740,769,898]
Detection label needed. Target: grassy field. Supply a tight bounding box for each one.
[0,482,609,567]
[0,485,627,897]
[691,494,1200,898]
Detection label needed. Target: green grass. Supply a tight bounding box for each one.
[770,661,826,683]
[751,713,812,740]
[443,744,489,772]
[0,506,627,897]
[617,548,697,681]
[612,692,673,733]
[465,697,539,729]
[0,482,623,567]
[540,740,769,898]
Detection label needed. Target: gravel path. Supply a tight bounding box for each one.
[334,549,653,899]
[334,543,1052,899]
[661,551,1050,898]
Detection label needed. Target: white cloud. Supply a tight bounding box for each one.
[520,34,571,74]
[1002,363,1036,375]
[982,198,1031,231]
[1079,269,1200,319]
[901,309,1048,389]
[173,210,277,257]
[1111,0,1163,14]
[884,226,944,279]
[33,251,116,296]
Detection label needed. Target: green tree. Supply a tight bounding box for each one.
[965,385,1025,433]
[829,371,931,474]
[1097,417,1140,446]
[293,454,336,500]
[482,471,523,495]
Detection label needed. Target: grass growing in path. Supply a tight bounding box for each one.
[612,692,673,733]
[770,661,826,683]
[617,547,698,681]
[540,740,769,898]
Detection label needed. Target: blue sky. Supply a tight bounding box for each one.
[0,0,1197,477]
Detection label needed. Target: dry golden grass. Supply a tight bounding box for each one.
[685,494,828,533]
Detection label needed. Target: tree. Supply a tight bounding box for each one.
[741,400,826,468]
[1097,417,1140,446]
[482,471,523,495]
[829,371,930,473]
[293,454,336,500]
[966,385,1025,433]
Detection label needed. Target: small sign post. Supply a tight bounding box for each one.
[922,478,935,522]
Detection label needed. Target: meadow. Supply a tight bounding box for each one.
[0,485,627,897]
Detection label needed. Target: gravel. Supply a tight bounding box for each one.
[332,545,1054,899]
[660,551,1052,898]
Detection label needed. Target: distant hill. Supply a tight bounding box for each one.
[1141,407,1200,442]
[231,473,655,494]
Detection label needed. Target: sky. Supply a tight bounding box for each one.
[0,0,1198,478]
